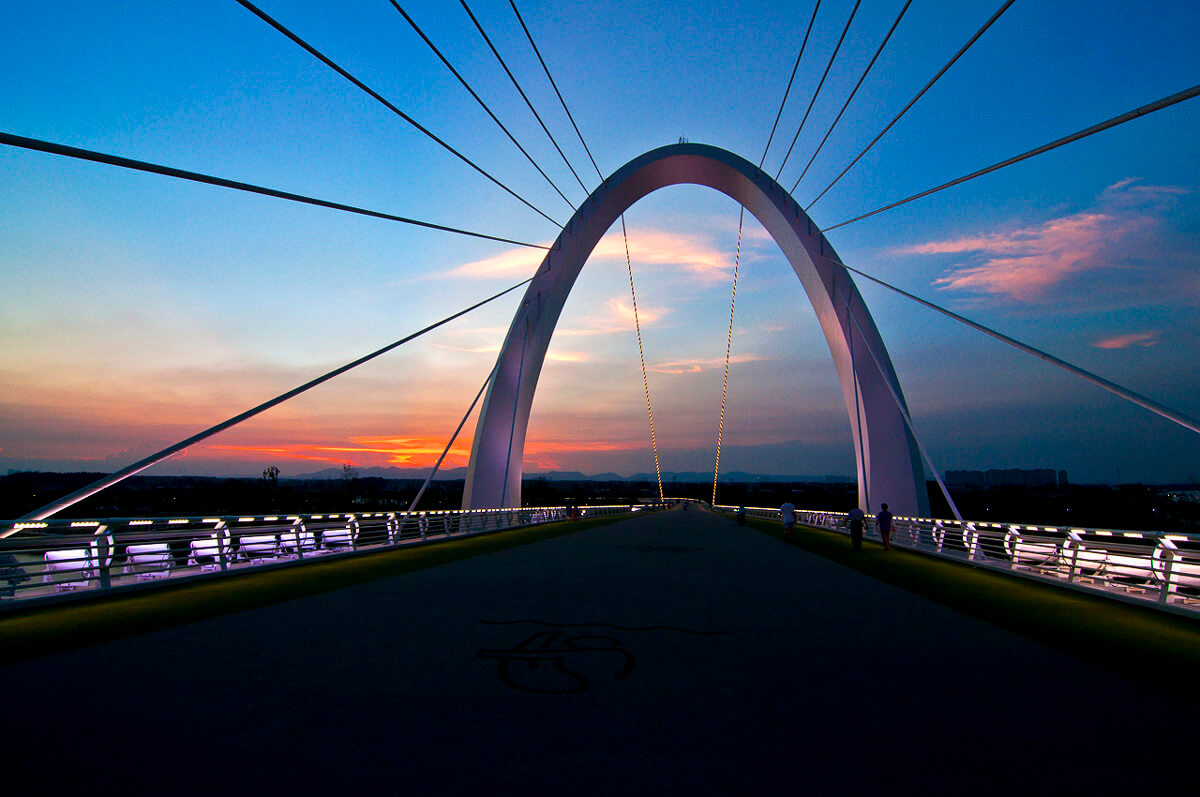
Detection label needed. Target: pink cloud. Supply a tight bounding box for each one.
[900,179,1190,301]
[1093,331,1159,350]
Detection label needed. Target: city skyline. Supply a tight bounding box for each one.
[2,0,1199,487]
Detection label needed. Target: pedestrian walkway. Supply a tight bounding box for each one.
[1,507,1190,794]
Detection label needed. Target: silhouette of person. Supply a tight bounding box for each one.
[847,506,865,551]
[780,501,796,538]
[736,506,746,526]
[876,503,894,551]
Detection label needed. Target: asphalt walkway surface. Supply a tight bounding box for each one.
[2,508,1188,794]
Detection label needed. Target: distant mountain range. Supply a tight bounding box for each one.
[291,465,853,483]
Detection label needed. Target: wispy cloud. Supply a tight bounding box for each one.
[647,353,765,375]
[448,227,736,282]
[899,179,1192,301]
[1093,331,1159,350]
[556,297,671,337]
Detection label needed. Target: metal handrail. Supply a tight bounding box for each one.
[715,504,1200,616]
[0,504,658,606]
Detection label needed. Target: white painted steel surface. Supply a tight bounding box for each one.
[464,143,928,516]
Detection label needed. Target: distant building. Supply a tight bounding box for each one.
[945,468,1066,488]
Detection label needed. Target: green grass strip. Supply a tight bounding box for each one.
[0,515,624,666]
[747,516,1200,682]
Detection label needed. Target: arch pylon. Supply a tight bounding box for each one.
[463,143,929,517]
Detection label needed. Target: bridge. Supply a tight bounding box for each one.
[1,2,1198,790]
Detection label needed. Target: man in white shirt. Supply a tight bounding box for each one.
[780,501,796,539]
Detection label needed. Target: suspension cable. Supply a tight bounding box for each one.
[759,1,821,170]
[509,0,603,180]
[13,276,537,526]
[404,360,499,517]
[774,0,862,181]
[234,0,563,228]
[621,215,664,501]
[841,294,962,520]
[807,0,1017,210]
[505,1,662,494]
[791,0,913,192]
[388,1,576,211]
[827,257,1200,438]
[822,83,1200,232]
[0,132,549,250]
[712,207,745,505]
[461,0,589,194]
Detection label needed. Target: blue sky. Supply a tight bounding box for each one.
[2,0,1198,485]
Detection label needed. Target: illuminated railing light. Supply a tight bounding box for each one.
[202,518,221,523]
[13,522,48,529]
[129,520,153,526]
[311,515,324,519]
[70,521,100,527]
[237,517,255,523]
[264,516,279,521]
[168,519,188,525]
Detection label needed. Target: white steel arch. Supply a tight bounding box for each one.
[463,143,929,516]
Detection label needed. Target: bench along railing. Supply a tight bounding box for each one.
[0,504,652,605]
[716,505,1200,616]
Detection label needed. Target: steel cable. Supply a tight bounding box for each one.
[388,1,576,211]
[234,0,563,227]
[505,1,663,497]
[774,0,863,181]
[807,0,1017,209]
[16,276,538,523]
[759,1,821,170]
[791,0,913,192]
[461,0,590,194]
[621,215,665,502]
[0,131,549,249]
[822,83,1200,232]
[711,208,745,505]
[825,257,1200,438]
[509,0,603,180]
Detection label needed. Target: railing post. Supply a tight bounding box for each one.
[215,521,229,571]
[292,518,305,560]
[92,526,113,590]
[966,523,979,561]
[1067,531,1082,582]
[1158,539,1178,604]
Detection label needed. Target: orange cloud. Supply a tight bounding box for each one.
[449,228,735,282]
[1093,331,1159,350]
[208,435,475,469]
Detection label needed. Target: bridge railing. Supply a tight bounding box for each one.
[716,505,1200,616]
[0,504,654,606]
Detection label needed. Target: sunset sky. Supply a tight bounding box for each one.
[2,0,1199,486]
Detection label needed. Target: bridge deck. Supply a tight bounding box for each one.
[2,507,1193,794]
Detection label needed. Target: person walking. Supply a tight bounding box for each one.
[876,503,894,551]
[847,506,865,551]
[780,501,796,539]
